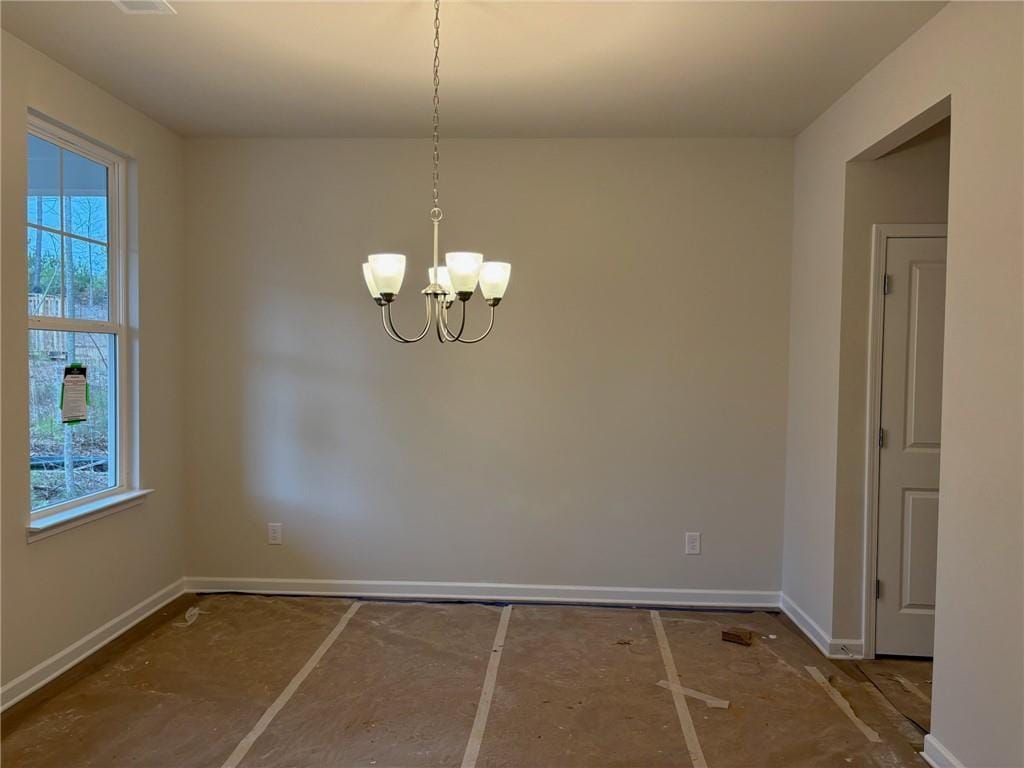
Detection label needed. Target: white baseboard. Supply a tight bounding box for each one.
[922,735,966,768]
[0,579,185,712]
[184,577,781,610]
[780,592,831,654]
[191,582,863,659]
[779,592,864,659]
[828,637,865,659]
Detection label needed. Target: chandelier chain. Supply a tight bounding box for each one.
[431,0,441,215]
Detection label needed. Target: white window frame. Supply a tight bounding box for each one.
[26,115,146,537]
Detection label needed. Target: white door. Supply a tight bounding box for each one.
[875,234,946,657]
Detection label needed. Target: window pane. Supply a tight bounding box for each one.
[65,237,109,321]
[27,226,63,317]
[26,135,113,321]
[27,135,61,230]
[29,330,117,512]
[63,150,108,242]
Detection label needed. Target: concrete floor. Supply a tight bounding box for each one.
[2,595,929,767]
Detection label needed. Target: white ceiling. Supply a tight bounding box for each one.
[1,1,944,138]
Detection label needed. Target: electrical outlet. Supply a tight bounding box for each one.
[267,523,283,545]
[685,532,701,555]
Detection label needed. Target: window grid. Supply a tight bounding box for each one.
[26,198,112,324]
[27,115,130,522]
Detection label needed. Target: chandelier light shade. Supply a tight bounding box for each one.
[362,263,381,300]
[428,266,455,297]
[368,253,407,296]
[479,262,512,300]
[360,0,510,344]
[445,252,484,294]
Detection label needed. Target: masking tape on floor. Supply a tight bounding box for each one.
[805,666,882,743]
[651,610,708,768]
[460,604,513,768]
[221,601,363,768]
[656,680,730,709]
[860,682,925,747]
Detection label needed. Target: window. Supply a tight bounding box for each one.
[27,117,133,528]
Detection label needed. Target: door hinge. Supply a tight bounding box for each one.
[878,427,886,448]
[876,579,882,599]
[883,274,892,295]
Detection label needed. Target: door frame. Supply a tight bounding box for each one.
[862,222,947,659]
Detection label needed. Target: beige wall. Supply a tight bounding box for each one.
[781,4,1022,766]
[832,121,950,640]
[183,138,793,594]
[1,33,186,684]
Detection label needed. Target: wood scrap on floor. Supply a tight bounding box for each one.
[721,627,753,646]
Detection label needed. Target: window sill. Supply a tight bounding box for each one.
[27,489,154,543]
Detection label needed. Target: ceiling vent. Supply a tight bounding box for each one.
[112,0,176,14]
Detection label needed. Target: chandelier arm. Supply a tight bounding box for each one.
[434,298,450,343]
[455,304,496,344]
[438,298,468,341]
[382,303,422,343]
[437,300,457,342]
[380,306,408,343]
[383,297,433,343]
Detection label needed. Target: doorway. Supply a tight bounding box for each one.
[836,113,951,663]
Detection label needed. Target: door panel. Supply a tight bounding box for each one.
[900,489,939,611]
[875,235,946,657]
[904,262,945,451]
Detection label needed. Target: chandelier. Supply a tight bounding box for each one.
[360,0,511,344]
